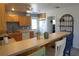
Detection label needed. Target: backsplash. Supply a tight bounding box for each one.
[7,22,31,32]
[19,26,31,30]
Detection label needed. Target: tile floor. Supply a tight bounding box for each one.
[46,46,79,56]
[71,48,79,56]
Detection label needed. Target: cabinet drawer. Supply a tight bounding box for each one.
[19,16,31,26]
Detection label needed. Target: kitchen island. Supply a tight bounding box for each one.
[0,32,70,56]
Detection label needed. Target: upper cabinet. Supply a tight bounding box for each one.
[6,14,18,22]
[5,3,32,26]
[26,16,31,26]
[19,16,31,26]
[6,14,31,26]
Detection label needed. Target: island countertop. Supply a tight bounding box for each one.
[0,32,70,56]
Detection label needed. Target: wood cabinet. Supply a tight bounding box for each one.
[26,16,31,26]
[0,4,6,32]
[9,32,22,41]
[29,31,34,38]
[5,15,31,26]
[19,16,31,26]
[6,14,18,22]
[13,32,22,41]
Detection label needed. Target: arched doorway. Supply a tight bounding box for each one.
[60,14,74,56]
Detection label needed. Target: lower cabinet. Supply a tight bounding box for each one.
[9,32,22,41]
[29,47,46,56]
[29,31,34,39]
[14,33,22,41]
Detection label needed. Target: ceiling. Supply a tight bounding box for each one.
[5,3,31,12]
[31,3,79,12]
[5,3,79,13]
[35,3,79,8]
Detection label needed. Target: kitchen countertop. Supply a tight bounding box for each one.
[16,30,33,32]
[0,32,70,56]
[0,33,9,37]
[7,30,33,35]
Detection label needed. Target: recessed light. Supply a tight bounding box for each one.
[11,8,15,11]
[55,6,60,8]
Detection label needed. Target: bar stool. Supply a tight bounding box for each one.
[55,37,66,56]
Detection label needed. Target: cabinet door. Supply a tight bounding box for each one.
[19,16,31,26]
[29,31,34,38]
[9,32,22,41]
[26,16,31,26]
[19,16,27,26]
[6,14,18,22]
[14,33,22,41]
[0,4,6,31]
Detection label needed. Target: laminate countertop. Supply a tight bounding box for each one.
[0,32,70,56]
[16,30,33,33]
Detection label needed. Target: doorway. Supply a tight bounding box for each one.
[47,16,56,33]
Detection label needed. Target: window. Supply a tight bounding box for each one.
[32,18,37,29]
[39,20,47,34]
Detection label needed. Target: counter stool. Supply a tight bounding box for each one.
[55,37,66,56]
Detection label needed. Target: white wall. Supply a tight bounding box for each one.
[47,16,53,33]
[54,7,79,48]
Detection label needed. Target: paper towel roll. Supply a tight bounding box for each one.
[3,37,9,44]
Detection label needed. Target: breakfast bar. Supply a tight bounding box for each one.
[0,32,70,56]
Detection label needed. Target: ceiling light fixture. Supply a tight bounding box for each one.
[26,10,31,13]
